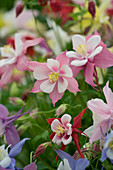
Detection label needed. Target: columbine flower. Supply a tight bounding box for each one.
[0,104,31,147]
[84,81,113,144]
[0,138,29,169]
[0,33,43,87]
[66,32,113,86]
[101,130,113,163]
[47,108,87,158]
[29,51,79,106]
[54,149,89,170]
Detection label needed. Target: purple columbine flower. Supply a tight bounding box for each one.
[54,149,89,170]
[0,104,31,147]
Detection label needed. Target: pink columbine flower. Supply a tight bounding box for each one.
[30,51,79,106]
[66,32,113,86]
[84,81,113,144]
[0,33,43,87]
[72,0,85,7]
[51,114,72,145]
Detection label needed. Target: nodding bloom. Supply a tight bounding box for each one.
[0,33,43,87]
[84,81,113,144]
[29,51,79,106]
[0,104,31,147]
[66,31,113,87]
[54,149,89,170]
[47,108,87,158]
[101,130,113,163]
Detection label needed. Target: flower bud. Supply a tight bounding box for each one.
[16,4,24,18]
[88,1,96,19]
[9,97,25,106]
[33,142,51,159]
[55,104,67,116]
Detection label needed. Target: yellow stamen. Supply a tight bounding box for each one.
[0,149,4,160]
[49,72,59,83]
[109,140,113,150]
[56,125,65,136]
[3,45,14,55]
[76,43,87,56]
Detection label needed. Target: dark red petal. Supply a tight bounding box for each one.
[46,118,61,125]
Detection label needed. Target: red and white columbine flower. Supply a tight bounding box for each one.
[51,114,72,145]
[0,33,43,87]
[30,51,79,106]
[66,32,113,87]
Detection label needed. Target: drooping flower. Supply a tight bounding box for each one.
[84,81,113,144]
[47,108,87,158]
[29,51,79,106]
[0,33,43,87]
[54,149,89,170]
[0,138,29,169]
[66,32,113,86]
[0,104,31,147]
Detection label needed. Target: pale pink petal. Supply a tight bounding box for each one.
[52,134,62,145]
[72,34,85,50]
[66,51,79,58]
[88,46,103,59]
[93,113,106,126]
[59,65,72,77]
[22,37,44,54]
[70,64,83,77]
[49,83,64,106]
[66,124,72,135]
[71,59,88,66]
[61,114,72,124]
[0,64,15,87]
[0,47,15,58]
[86,35,101,52]
[33,65,50,80]
[30,80,44,93]
[15,33,23,56]
[62,135,72,145]
[94,48,113,68]
[56,51,69,66]
[103,81,113,110]
[84,125,95,138]
[51,119,62,132]
[84,62,96,87]
[47,59,59,72]
[66,77,80,93]
[0,58,16,67]
[26,61,45,71]
[58,77,68,93]
[16,55,29,71]
[40,79,56,93]
[87,99,110,119]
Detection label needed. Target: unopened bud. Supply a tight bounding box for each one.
[38,0,48,6]
[17,122,31,135]
[88,1,96,19]
[55,104,67,116]
[16,4,24,18]
[9,97,25,106]
[33,142,51,159]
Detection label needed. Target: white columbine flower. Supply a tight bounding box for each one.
[0,145,11,168]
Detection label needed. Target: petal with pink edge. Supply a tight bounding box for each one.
[52,134,62,145]
[33,64,50,80]
[86,35,101,52]
[56,51,69,66]
[66,77,80,93]
[51,119,62,132]
[16,55,30,71]
[15,33,23,56]
[61,114,72,124]
[47,59,59,72]
[88,46,103,59]
[49,83,64,106]
[62,135,72,145]
[40,79,56,93]
[66,51,79,58]
[72,35,85,51]
[87,99,110,119]
[94,48,113,68]
[31,80,44,93]
[103,81,113,110]
[58,77,68,93]
[22,37,44,54]
[66,123,72,135]
[59,65,72,77]
[27,61,46,71]
[84,62,96,87]
[71,59,88,66]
